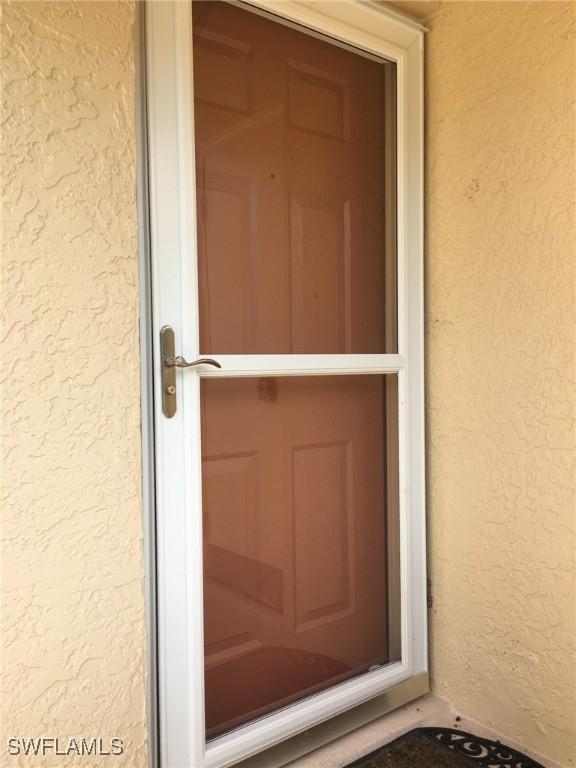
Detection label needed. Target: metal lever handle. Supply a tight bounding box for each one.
[164,356,222,369]
[160,325,222,418]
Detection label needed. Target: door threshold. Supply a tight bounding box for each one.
[285,694,563,768]
[232,675,428,768]
[284,693,452,767]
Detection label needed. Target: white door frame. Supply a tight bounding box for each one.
[144,3,426,767]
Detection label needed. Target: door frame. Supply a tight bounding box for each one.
[143,2,426,767]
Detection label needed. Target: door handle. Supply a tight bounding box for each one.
[164,355,221,369]
[160,326,221,418]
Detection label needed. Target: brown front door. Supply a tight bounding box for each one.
[191,0,399,739]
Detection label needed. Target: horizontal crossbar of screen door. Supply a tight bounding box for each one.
[195,354,405,377]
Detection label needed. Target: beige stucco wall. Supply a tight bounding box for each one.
[1,1,575,768]
[425,2,576,766]
[1,2,147,766]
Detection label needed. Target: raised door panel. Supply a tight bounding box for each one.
[197,170,256,353]
[193,28,253,115]
[292,441,352,628]
[203,452,261,662]
[287,60,350,140]
[290,200,352,353]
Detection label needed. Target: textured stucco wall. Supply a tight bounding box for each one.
[426,2,576,766]
[2,1,575,768]
[1,2,147,766]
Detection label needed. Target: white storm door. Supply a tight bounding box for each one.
[145,2,426,767]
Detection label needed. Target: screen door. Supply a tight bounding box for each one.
[145,1,425,765]
[191,0,400,740]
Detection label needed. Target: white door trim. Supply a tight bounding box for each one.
[144,3,425,767]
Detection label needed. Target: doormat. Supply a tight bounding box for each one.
[345,728,547,768]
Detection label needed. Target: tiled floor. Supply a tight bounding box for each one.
[286,694,560,768]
